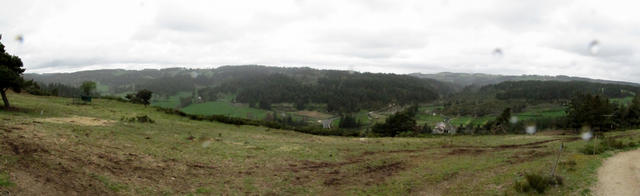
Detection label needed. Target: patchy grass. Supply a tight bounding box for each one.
[515,106,566,121]
[611,96,634,106]
[0,92,639,195]
[151,91,191,108]
[90,173,128,192]
[0,172,14,187]
[414,103,567,128]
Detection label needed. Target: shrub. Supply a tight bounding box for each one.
[154,107,361,137]
[559,160,577,172]
[580,142,608,155]
[121,115,155,123]
[0,172,14,187]
[580,137,635,155]
[514,173,563,194]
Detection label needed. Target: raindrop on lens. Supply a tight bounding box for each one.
[509,116,518,124]
[525,125,536,135]
[201,140,212,148]
[581,131,593,141]
[492,48,503,58]
[15,34,24,43]
[190,71,198,78]
[588,40,599,55]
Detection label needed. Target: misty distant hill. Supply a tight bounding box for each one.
[24,65,453,95]
[24,65,457,112]
[410,72,640,89]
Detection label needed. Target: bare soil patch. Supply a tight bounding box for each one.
[506,150,552,164]
[284,155,408,188]
[0,122,222,195]
[295,110,332,119]
[447,148,486,155]
[42,116,115,126]
[593,149,640,196]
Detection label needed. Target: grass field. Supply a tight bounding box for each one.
[611,96,634,106]
[1,92,639,195]
[150,91,192,109]
[415,104,567,128]
[181,101,270,120]
[515,106,566,121]
[95,82,110,95]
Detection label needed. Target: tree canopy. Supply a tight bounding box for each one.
[198,72,441,112]
[80,81,97,96]
[126,89,153,106]
[566,94,616,132]
[0,40,26,108]
[371,106,418,137]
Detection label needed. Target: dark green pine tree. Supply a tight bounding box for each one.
[0,39,26,108]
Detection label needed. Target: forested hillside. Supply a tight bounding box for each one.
[24,65,455,96]
[484,81,640,101]
[24,65,456,112]
[439,80,640,117]
[198,71,446,112]
[411,72,640,90]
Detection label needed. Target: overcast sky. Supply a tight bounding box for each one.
[1,0,639,82]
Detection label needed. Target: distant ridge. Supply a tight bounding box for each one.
[410,72,640,89]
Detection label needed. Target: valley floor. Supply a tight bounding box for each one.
[0,92,639,195]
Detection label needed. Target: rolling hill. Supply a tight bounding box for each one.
[1,92,639,195]
[411,72,640,90]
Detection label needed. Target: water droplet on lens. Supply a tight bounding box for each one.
[525,125,536,135]
[201,140,212,148]
[492,48,503,58]
[581,131,593,141]
[15,34,24,43]
[588,40,599,55]
[190,71,198,78]
[509,116,518,124]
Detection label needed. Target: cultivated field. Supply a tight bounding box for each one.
[1,92,638,195]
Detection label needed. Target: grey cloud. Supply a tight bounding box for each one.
[317,30,428,59]
[456,0,566,31]
[2,0,640,83]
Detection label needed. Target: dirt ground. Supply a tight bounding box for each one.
[42,116,115,126]
[593,149,640,196]
[0,122,220,195]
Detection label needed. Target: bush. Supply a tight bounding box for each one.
[396,131,418,137]
[126,89,153,106]
[559,160,577,172]
[154,107,362,137]
[121,115,155,123]
[514,173,562,194]
[580,137,635,155]
[371,106,418,137]
[580,142,608,155]
[0,172,14,187]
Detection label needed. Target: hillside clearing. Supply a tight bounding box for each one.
[0,92,639,195]
[42,116,115,126]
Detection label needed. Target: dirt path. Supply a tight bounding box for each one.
[594,149,640,196]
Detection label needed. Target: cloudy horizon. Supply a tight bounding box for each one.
[1,0,639,82]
